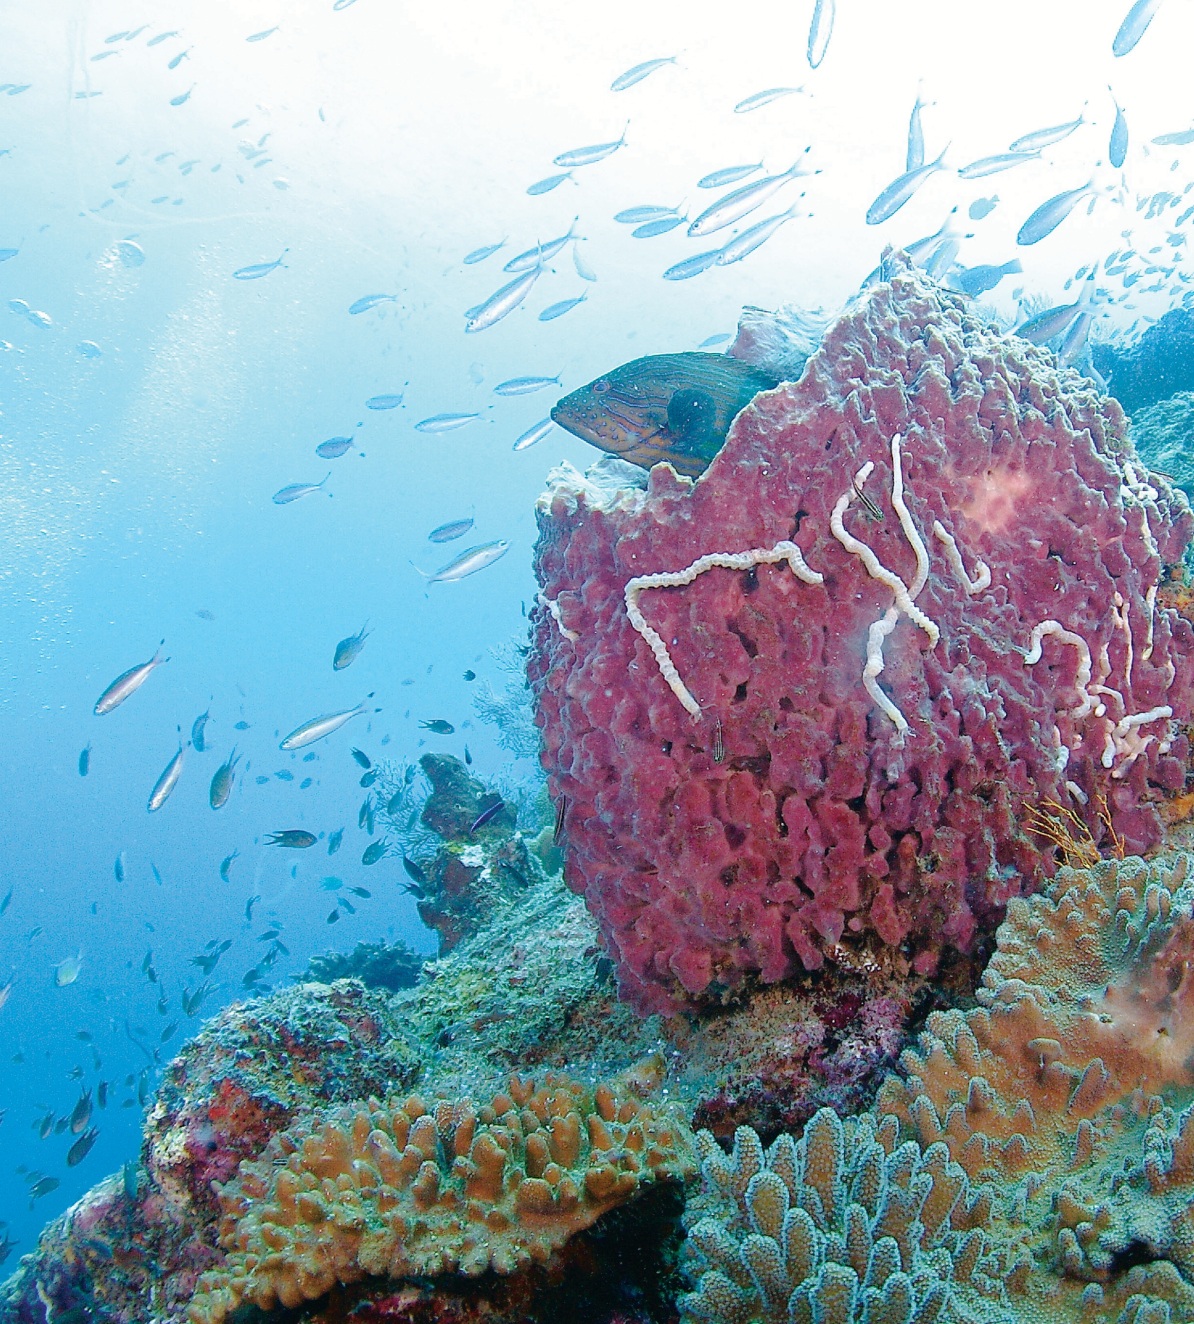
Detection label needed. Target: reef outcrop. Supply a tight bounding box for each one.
[188,1070,697,1324]
[530,258,1194,1013]
[680,850,1194,1323]
[1093,307,1194,414]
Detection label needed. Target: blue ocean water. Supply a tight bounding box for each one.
[0,0,1190,1260]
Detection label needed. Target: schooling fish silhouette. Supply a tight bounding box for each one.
[550,352,777,478]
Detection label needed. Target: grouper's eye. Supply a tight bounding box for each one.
[591,378,611,395]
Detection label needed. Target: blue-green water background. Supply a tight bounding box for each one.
[1,0,1190,1253]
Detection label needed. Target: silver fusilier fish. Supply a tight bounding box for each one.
[209,748,239,809]
[1059,308,1094,363]
[697,163,762,189]
[663,249,723,280]
[1016,180,1096,246]
[1014,299,1084,344]
[526,172,572,195]
[348,293,397,315]
[414,413,480,433]
[573,246,597,281]
[1112,0,1162,56]
[272,472,330,504]
[613,205,679,224]
[464,266,541,333]
[733,87,800,114]
[512,418,554,451]
[715,205,800,265]
[632,215,686,238]
[610,57,675,91]
[1151,128,1194,146]
[94,641,168,715]
[865,144,949,225]
[147,737,185,813]
[539,294,586,321]
[806,0,834,67]
[494,374,560,396]
[463,240,504,264]
[420,541,509,583]
[906,89,928,170]
[503,221,579,272]
[232,250,287,280]
[552,125,627,168]
[957,150,1040,179]
[688,156,811,237]
[1109,90,1129,168]
[279,696,377,750]
[428,516,474,543]
[1008,113,1086,152]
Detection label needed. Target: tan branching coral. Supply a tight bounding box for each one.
[188,1070,697,1324]
[678,1108,996,1324]
[877,852,1194,1323]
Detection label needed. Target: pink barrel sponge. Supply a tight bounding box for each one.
[529,260,1194,1015]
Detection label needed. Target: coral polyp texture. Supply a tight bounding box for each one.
[679,1107,989,1324]
[529,257,1194,1013]
[680,851,1194,1324]
[877,851,1194,1322]
[188,1070,697,1324]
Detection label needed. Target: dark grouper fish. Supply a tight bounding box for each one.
[550,352,777,478]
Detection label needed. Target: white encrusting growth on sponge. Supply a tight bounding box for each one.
[623,433,950,728]
[625,541,823,719]
[830,433,940,730]
[1024,620,1095,718]
[932,519,991,594]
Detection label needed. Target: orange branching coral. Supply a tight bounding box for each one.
[187,1069,697,1324]
[877,853,1194,1323]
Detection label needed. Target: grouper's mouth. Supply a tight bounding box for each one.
[550,398,666,456]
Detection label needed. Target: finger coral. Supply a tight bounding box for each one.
[188,1071,697,1324]
[877,851,1194,1321]
[678,1108,991,1324]
[529,253,1194,1013]
[681,852,1194,1324]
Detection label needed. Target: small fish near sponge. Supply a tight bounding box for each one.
[187,1068,697,1324]
[529,252,1194,1014]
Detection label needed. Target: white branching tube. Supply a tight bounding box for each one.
[829,435,940,731]
[1143,583,1157,661]
[864,607,907,731]
[889,433,931,603]
[1024,620,1095,718]
[931,520,991,595]
[830,449,940,648]
[541,593,579,642]
[1112,592,1134,689]
[625,540,824,719]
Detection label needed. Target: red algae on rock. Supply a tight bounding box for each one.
[530,257,1194,1014]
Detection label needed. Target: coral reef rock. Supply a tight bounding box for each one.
[877,851,1194,1322]
[530,255,1194,1013]
[1093,307,1194,414]
[1130,390,1194,501]
[413,753,534,954]
[302,938,426,992]
[680,851,1194,1323]
[679,1108,984,1324]
[188,1070,697,1324]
